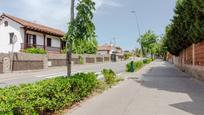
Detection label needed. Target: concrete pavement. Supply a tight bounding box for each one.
[0,61,130,87]
[67,60,204,115]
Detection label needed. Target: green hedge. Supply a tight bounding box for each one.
[0,73,98,114]
[126,58,153,72]
[24,48,47,54]
[143,58,153,64]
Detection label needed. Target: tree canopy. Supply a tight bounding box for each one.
[165,0,204,56]
[64,0,97,54]
[138,30,158,57]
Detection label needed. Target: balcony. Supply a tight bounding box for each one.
[21,43,61,53]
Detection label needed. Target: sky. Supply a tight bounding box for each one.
[0,0,176,50]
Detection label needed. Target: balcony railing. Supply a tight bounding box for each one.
[21,43,61,53]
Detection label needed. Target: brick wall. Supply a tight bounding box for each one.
[195,41,204,66]
[168,41,204,81]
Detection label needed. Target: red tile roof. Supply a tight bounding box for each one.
[1,13,65,37]
[98,45,112,51]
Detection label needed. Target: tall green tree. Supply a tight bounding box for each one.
[64,0,96,76]
[165,0,204,56]
[138,30,158,57]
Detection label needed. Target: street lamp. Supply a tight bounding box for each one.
[130,10,143,58]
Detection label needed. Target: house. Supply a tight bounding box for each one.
[97,44,124,61]
[0,13,66,53]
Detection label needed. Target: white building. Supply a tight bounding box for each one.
[0,13,65,53]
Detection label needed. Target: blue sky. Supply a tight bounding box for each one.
[0,0,176,50]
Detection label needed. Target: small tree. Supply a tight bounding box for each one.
[64,0,96,76]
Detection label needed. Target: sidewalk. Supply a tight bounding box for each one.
[66,60,204,115]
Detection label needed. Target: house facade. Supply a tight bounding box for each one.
[0,13,65,53]
[97,44,124,61]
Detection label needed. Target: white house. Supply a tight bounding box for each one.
[0,13,66,53]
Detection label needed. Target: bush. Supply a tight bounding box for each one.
[24,48,47,54]
[126,59,154,72]
[0,73,98,114]
[134,61,144,70]
[143,58,153,64]
[102,69,117,85]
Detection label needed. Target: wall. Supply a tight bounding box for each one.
[168,42,204,81]
[47,54,111,67]
[0,53,112,73]
[0,17,24,53]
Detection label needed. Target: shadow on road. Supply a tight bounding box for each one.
[135,61,204,115]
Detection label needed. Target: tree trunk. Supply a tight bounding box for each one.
[66,0,75,77]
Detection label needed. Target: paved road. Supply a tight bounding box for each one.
[67,60,204,115]
[0,60,131,87]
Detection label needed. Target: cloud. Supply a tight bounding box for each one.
[93,0,122,9]
[0,0,121,31]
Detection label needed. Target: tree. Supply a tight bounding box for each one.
[138,30,158,57]
[64,0,96,76]
[165,0,204,56]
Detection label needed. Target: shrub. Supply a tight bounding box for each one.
[24,48,47,54]
[102,69,117,85]
[0,73,98,114]
[126,61,144,72]
[143,58,153,64]
[134,61,144,70]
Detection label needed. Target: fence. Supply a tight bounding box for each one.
[167,41,204,81]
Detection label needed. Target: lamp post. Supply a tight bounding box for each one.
[130,11,143,58]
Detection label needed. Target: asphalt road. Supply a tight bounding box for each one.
[0,60,132,87]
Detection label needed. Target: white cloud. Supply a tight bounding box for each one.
[0,0,121,31]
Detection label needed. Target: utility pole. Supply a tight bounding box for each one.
[67,0,75,76]
[130,11,143,58]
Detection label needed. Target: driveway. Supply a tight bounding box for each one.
[67,60,204,115]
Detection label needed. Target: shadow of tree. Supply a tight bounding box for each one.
[134,61,204,115]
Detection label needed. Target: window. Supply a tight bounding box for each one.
[47,38,52,47]
[9,32,14,44]
[4,21,8,27]
[27,34,36,45]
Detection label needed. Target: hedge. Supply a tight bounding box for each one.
[0,73,98,114]
[126,58,153,72]
[24,48,47,54]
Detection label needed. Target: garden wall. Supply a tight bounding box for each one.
[0,53,112,73]
[47,54,110,66]
[167,41,204,81]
